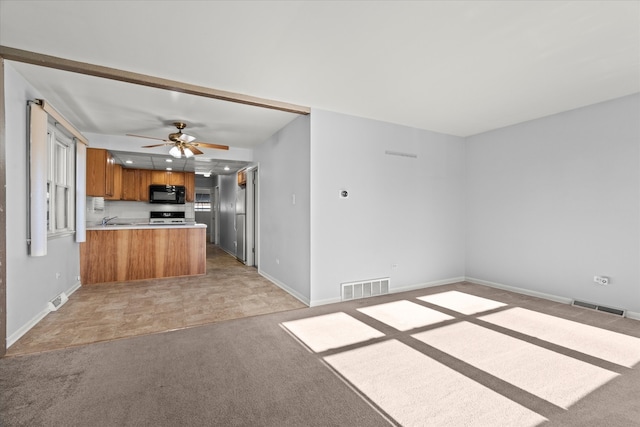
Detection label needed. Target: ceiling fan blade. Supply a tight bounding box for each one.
[191,142,230,151]
[126,133,167,141]
[141,143,171,148]
[187,145,204,155]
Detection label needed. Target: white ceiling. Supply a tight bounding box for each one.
[1,1,638,160]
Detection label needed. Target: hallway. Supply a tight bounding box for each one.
[6,245,305,356]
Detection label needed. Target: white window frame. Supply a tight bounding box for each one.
[47,123,76,238]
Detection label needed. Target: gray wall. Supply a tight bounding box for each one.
[310,109,467,305]
[466,94,640,313]
[254,115,311,303]
[5,63,81,344]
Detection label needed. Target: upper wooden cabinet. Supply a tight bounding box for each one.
[184,172,195,202]
[138,169,152,201]
[151,170,185,186]
[86,148,115,197]
[105,164,123,200]
[121,168,139,201]
[87,150,195,203]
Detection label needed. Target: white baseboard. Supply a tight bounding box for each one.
[465,277,574,305]
[626,311,640,321]
[391,276,466,294]
[258,270,310,306]
[7,280,82,348]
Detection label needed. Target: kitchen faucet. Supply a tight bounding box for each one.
[101,216,118,226]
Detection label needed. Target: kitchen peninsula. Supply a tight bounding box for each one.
[80,223,206,285]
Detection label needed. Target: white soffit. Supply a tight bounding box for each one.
[1,1,638,137]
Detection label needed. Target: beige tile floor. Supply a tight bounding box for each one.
[6,245,306,356]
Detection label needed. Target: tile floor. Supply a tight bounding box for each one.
[6,245,306,356]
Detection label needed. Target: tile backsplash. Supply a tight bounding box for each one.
[86,197,195,226]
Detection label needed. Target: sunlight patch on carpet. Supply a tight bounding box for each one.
[413,322,619,409]
[324,339,547,427]
[281,312,385,352]
[479,307,640,368]
[417,291,507,314]
[357,300,454,331]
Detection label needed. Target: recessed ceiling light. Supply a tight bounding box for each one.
[204,173,211,178]
[166,167,172,171]
[224,166,230,171]
[125,160,133,164]
[166,159,173,163]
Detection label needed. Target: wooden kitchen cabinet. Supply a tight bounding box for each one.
[151,170,168,185]
[138,169,152,201]
[151,170,185,186]
[80,226,206,284]
[168,172,185,186]
[121,168,139,201]
[105,164,123,200]
[86,148,115,197]
[184,172,195,202]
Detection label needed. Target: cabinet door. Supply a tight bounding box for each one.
[168,171,185,186]
[105,151,115,197]
[86,148,107,197]
[151,170,168,185]
[121,168,139,201]
[184,172,195,202]
[106,164,123,200]
[138,169,152,201]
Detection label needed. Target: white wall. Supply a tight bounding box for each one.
[466,94,640,313]
[310,110,466,305]
[5,63,81,344]
[254,115,311,303]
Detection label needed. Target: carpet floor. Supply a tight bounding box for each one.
[1,282,639,426]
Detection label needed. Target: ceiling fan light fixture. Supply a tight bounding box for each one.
[184,147,194,158]
[179,133,197,143]
[169,146,181,158]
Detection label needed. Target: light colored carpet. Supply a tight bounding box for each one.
[324,339,547,427]
[281,312,384,352]
[480,307,640,368]
[357,300,454,331]
[417,290,507,314]
[413,321,619,409]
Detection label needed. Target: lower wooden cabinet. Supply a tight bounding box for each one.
[80,227,206,284]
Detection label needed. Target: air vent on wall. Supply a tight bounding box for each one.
[572,300,625,317]
[342,278,390,301]
[48,292,69,311]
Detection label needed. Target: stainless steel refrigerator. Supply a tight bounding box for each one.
[235,188,246,263]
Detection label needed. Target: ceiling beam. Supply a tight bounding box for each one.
[0,45,310,115]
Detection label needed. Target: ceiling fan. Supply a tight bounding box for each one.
[126,122,229,158]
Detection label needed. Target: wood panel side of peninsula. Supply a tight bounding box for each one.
[80,227,206,284]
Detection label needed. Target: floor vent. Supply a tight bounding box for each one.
[342,278,390,301]
[572,300,625,317]
[48,292,69,311]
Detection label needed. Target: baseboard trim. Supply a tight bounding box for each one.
[258,270,310,306]
[391,276,466,294]
[626,310,640,321]
[7,280,82,348]
[465,277,574,305]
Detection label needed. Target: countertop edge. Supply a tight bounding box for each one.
[86,223,207,230]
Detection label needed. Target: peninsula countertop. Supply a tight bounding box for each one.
[86,222,207,230]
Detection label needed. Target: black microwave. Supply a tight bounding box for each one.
[149,185,186,204]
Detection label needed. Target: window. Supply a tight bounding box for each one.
[47,124,75,236]
[194,190,211,212]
